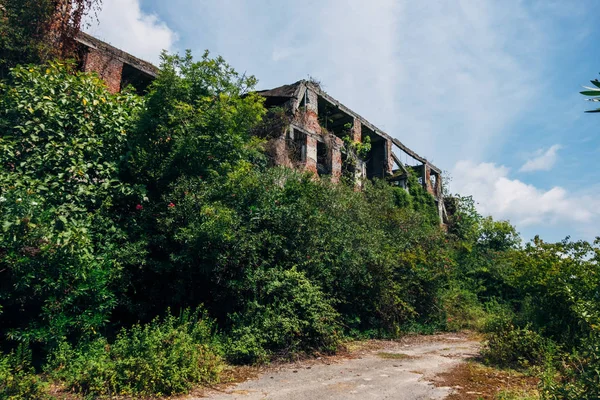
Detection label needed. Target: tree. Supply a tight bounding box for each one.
[0,0,101,79]
[0,62,143,345]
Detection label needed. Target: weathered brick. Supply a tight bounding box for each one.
[294,109,321,135]
[328,136,344,183]
[352,118,362,142]
[424,164,436,196]
[83,48,124,94]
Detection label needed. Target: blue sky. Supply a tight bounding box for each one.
[85,0,600,243]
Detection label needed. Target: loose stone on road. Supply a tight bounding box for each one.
[197,332,480,400]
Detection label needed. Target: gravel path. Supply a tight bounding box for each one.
[196,333,480,400]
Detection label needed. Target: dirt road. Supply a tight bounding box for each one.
[197,333,480,400]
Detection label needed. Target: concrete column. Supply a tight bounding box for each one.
[328,136,344,183]
[352,118,362,142]
[304,88,319,114]
[384,139,394,176]
[354,160,366,188]
[305,135,318,174]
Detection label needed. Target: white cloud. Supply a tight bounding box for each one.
[451,160,599,230]
[386,1,546,167]
[251,1,550,167]
[520,144,562,172]
[263,0,401,129]
[84,0,176,64]
[211,0,540,167]
[162,0,590,168]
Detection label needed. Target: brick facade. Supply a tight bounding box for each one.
[83,48,124,94]
[71,35,448,221]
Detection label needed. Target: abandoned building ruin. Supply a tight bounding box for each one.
[74,33,447,224]
[75,32,158,94]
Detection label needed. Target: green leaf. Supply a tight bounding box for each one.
[580,90,600,97]
[2,220,13,232]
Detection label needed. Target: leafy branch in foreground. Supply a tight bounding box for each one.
[580,76,600,113]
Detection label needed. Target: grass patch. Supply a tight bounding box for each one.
[434,361,539,400]
[376,352,413,360]
[496,388,540,400]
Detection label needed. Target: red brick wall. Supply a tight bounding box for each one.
[83,48,124,94]
[294,109,321,135]
[292,109,321,176]
[268,134,293,168]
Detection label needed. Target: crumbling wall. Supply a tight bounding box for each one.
[291,87,321,175]
[367,140,388,179]
[325,133,343,183]
[266,133,294,168]
[424,164,435,196]
[385,139,393,176]
[75,33,158,94]
[305,135,318,174]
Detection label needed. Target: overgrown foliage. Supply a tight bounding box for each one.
[0,45,598,398]
[47,309,221,397]
[0,62,143,346]
[580,75,600,113]
[0,345,47,400]
[0,0,101,79]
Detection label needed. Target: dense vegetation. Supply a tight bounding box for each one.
[0,0,100,79]
[1,11,599,399]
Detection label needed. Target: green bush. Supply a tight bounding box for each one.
[0,62,144,345]
[541,334,600,400]
[482,322,556,370]
[225,267,341,364]
[0,345,47,400]
[48,309,222,397]
[439,287,486,331]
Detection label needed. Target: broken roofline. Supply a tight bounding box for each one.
[257,80,441,175]
[73,32,440,175]
[75,32,159,78]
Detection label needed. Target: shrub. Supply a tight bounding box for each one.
[541,335,600,400]
[439,287,486,331]
[225,268,341,364]
[482,322,556,370]
[0,62,144,345]
[0,345,47,400]
[48,309,222,397]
